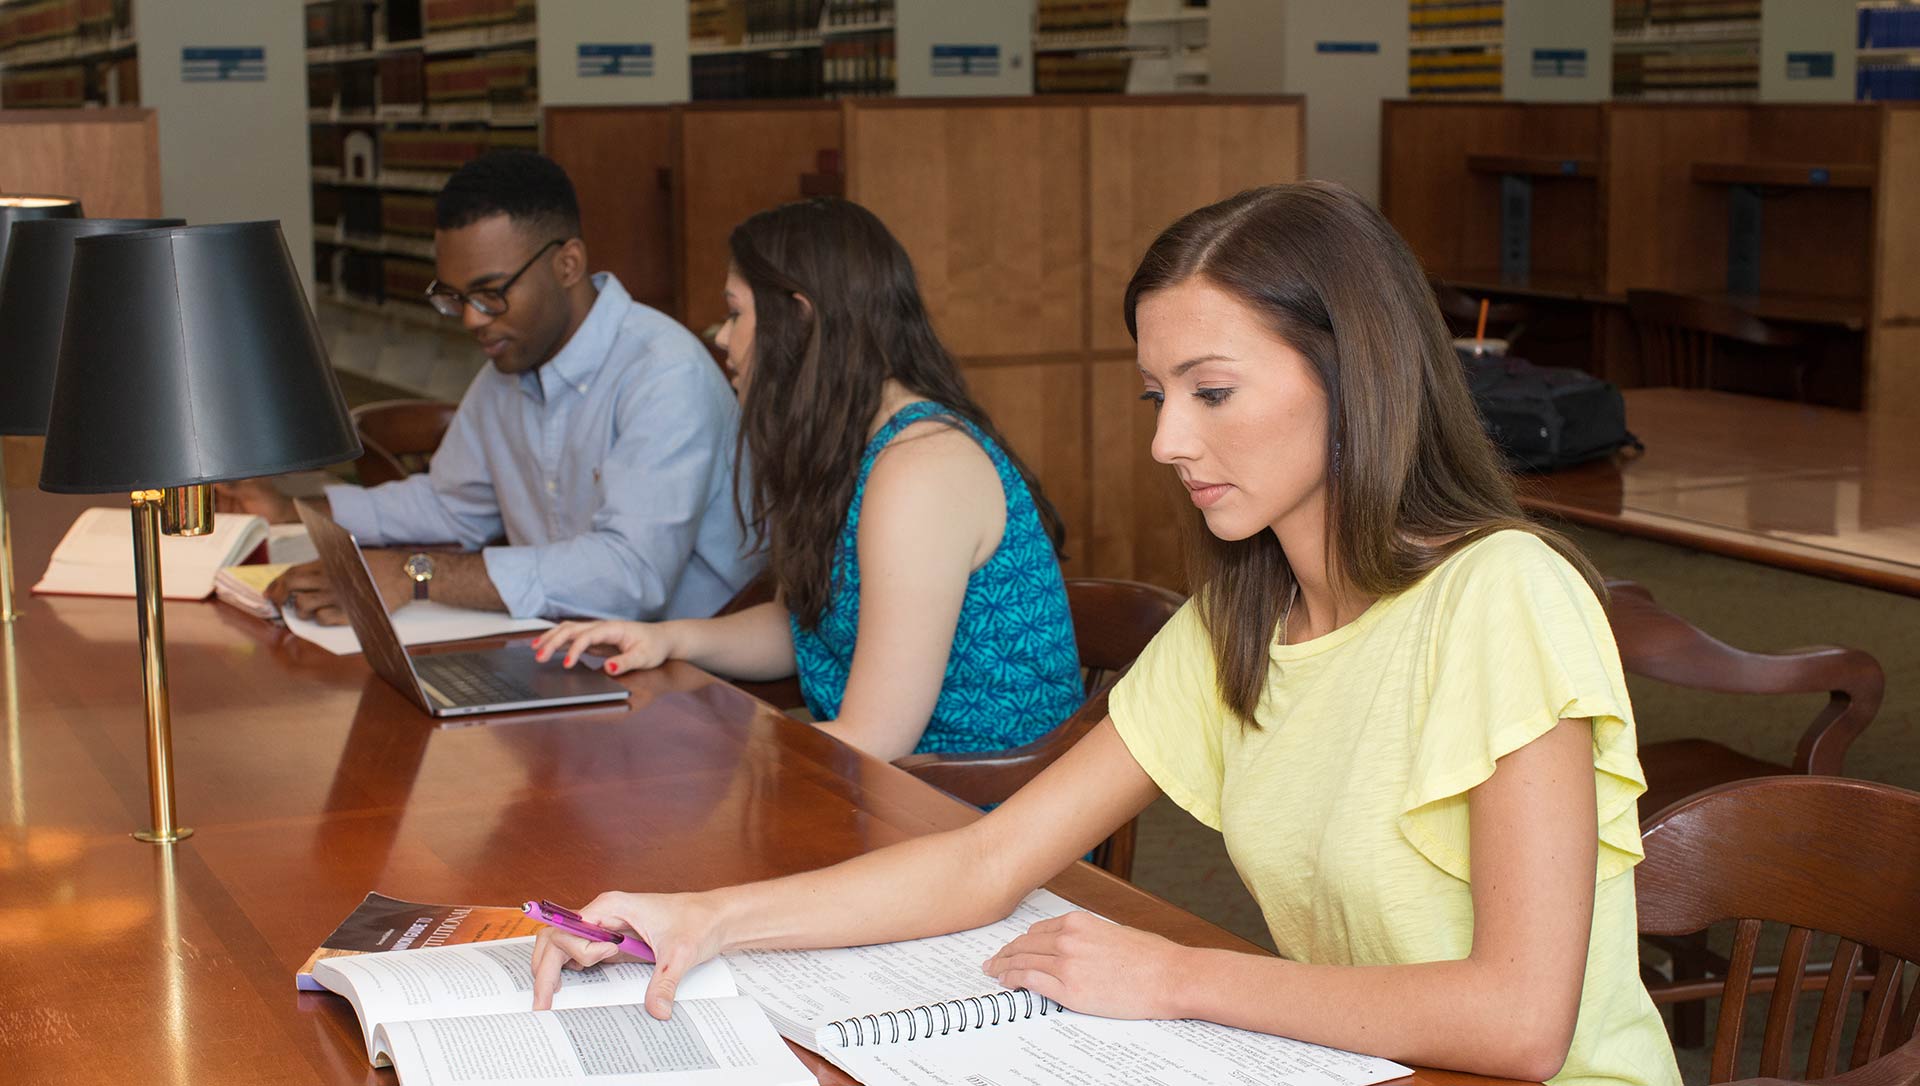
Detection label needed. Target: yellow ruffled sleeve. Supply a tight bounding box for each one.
[1398,533,1648,884]
[1108,600,1232,830]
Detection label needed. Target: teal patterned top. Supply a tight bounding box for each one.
[791,401,1084,755]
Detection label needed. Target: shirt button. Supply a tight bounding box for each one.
[546,481,558,494]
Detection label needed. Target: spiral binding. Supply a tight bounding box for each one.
[825,989,1061,1047]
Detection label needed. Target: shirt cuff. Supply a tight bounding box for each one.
[323,484,385,546]
[481,545,546,619]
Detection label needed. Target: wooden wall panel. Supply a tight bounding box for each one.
[1088,356,1188,590]
[846,104,1086,360]
[1087,103,1304,353]
[1603,105,1749,295]
[962,359,1091,577]
[0,108,159,217]
[543,107,676,314]
[678,105,843,337]
[1867,324,1920,422]
[1874,108,1920,325]
[1382,103,1517,279]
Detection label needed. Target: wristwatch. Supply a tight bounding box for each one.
[403,553,435,601]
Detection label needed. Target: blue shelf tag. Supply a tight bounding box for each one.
[578,43,654,78]
[1531,48,1587,78]
[1808,167,1830,185]
[1561,159,1578,175]
[1315,41,1380,54]
[182,46,264,83]
[1786,51,1834,80]
[932,44,1000,77]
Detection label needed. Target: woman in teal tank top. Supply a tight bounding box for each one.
[536,198,1082,760]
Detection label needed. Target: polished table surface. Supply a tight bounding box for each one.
[0,489,1520,1086]
[1520,388,1920,597]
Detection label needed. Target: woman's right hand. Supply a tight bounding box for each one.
[530,890,727,1019]
[533,620,677,675]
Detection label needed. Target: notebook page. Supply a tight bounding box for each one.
[825,1005,1413,1086]
[283,601,552,655]
[722,889,1079,1046]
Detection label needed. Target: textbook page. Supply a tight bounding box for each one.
[33,507,268,599]
[372,997,812,1086]
[283,600,552,655]
[312,936,737,1058]
[722,888,1080,1045]
[824,1009,1413,1086]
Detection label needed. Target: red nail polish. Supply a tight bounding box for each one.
[606,662,620,675]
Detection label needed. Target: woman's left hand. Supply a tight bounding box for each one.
[982,911,1191,1020]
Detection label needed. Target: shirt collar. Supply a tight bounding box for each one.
[523,272,627,401]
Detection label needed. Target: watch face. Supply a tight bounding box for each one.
[404,554,434,581]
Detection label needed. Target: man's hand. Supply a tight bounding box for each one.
[215,478,298,524]
[267,551,413,625]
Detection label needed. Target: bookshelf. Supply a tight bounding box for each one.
[1612,0,1760,100]
[0,0,137,108]
[1859,0,1920,99]
[1034,0,1208,95]
[305,0,539,315]
[1410,0,1503,98]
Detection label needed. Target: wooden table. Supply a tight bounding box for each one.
[0,490,1515,1086]
[1520,388,1920,597]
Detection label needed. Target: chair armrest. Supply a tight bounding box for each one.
[894,688,1112,809]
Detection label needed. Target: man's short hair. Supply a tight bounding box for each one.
[435,150,582,238]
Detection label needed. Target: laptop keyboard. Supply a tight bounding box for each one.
[414,654,542,707]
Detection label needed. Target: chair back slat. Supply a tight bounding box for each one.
[1855,958,1908,1066]
[1806,938,1864,1078]
[1758,925,1813,1078]
[1711,917,1764,1083]
[1899,973,1920,1047]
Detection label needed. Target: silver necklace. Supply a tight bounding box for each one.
[1279,582,1300,644]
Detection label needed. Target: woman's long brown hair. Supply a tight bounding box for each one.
[1123,181,1604,724]
[730,197,1065,629]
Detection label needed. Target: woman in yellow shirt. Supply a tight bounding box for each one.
[528,181,1681,1085]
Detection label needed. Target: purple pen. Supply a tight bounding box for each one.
[522,900,656,962]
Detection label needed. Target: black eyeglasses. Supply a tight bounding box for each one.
[424,238,564,318]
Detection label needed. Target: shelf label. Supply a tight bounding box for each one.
[1315,41,1380,54]
[181,46,264,83]
[932,44,1000,77]
[1532,48,1587,78]
[1786,51,1834,80]
[577,43,654,78]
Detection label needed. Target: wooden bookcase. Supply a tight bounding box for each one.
[548,94,1304,589]
[1381,99,1920,417]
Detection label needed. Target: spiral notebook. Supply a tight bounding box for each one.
[722,889,1414,1086]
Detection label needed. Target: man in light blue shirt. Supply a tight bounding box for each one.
[231,152,759,622]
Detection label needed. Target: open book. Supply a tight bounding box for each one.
[720,889,1414,1086]
[35,507,269,600]
[296,892,544,991]
[311,937,811,1086]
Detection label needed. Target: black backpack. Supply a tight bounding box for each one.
[1456,348,1640,472]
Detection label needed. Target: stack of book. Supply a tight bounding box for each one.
[823,31,894,97]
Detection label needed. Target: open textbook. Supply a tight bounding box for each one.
[723,888,1414,1086]
[311,937,812,1086]
[296,892,543,991]
[34,509,313,600]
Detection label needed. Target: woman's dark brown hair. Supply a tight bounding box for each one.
[730,197,1065,628]
[1123,181,1604,724]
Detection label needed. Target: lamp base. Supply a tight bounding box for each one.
[133,826,195,844]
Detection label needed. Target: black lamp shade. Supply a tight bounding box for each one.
[39,221,362,493]
[0,218,185,436]
[0,195,83,280]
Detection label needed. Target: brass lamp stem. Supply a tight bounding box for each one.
[0,445,17,623]
[130,487,195,844]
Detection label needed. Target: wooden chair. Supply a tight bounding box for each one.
[1606,579,1884,819]
[1608,578,1886,1047]
[894,578,1185,880]
[1637,776,1920,1083]
[350,399,458,486]
[1625,290,1818,400]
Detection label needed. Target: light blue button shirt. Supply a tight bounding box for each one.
[326,273,762,621]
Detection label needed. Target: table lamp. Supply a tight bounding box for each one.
[0,217,183,623]
[0,194,84,621]
[38,221,361,843]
